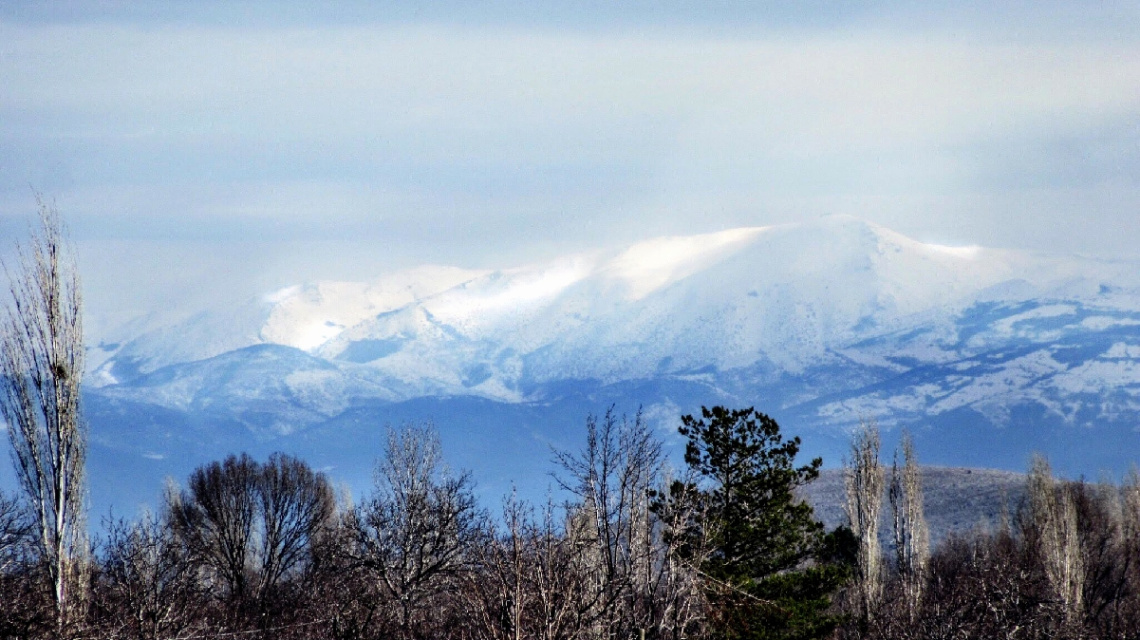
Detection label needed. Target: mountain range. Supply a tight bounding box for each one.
[70,215,1140,516]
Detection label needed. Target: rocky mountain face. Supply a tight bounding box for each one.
[79,215,1140,515]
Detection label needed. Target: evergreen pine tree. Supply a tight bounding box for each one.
[662,406,853,640]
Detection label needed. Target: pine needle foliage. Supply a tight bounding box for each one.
[670,406,854,640]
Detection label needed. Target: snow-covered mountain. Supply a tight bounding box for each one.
[91,215,1140,396]
[81,215,1140,514]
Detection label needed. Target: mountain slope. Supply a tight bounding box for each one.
[78,216,1140,516]
[90,216,1140,398]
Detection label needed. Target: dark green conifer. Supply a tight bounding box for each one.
[663,406,853,640]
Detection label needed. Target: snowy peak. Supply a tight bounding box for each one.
[92,265,487,379]
[91,217,1140,403]
[601,226,769,300]
[83,216,1140,492]
[259,265,485,351]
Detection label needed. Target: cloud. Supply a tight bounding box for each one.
[0,9,1138,335]
[5,24,1137,147]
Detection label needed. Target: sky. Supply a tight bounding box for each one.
[1,1,1139,340]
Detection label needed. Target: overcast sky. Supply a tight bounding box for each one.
[1,2,1138,338]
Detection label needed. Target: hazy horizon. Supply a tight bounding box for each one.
[2,2,1138,338]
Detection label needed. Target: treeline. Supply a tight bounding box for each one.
[5,413,1140,638]
[839,425,1140,640]
[1,408,851,639]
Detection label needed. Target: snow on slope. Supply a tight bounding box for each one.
[91,216,1140,404]
[91,265,485,383]
[260,265,485,351]
[813,294,1140,430]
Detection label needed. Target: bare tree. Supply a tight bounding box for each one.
[94,512,206,640]
[889,431,928,621]
[0,199,89,631]
[844,419,884,624]
[649,468,712,640]
[167,452,336,612]
[0,489,44,638]
[256,452,337,600]
[1027,454,1083,628]
[0,489,29,575]
[553,408,704,640]
[466,494,609,640]
[168,453,260,603]
[460,491,528,640]
[354,422,483,639]
[1124,468,1140,545]
[553,409,652,636]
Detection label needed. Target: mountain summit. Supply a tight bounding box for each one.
[84,216,1140,512]
[92,216,1140,397]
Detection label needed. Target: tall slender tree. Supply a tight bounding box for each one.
[845,420,884,625]
[1027,455,1084,628]
[0,198,88,631]
[889,430,928,622]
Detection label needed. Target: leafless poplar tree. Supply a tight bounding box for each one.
[844,419,884,624]
[889,431,928,621]
[462,491,529,640]
[0,199,89,630]
[1027,454,1083,627]
[553,409,655,636]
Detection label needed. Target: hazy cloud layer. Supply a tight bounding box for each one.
[1,3,1138,336]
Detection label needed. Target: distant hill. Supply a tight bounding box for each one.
[800,466,1027,546]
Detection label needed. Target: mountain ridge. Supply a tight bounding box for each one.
[77,215,1140,516]
[90,215,1140,397]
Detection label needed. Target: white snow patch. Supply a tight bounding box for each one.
[922,244,983,259]
[427,256,597,330]
[993,304,1078,331]
[90,362,119,387]
[604,227,767,300]
[928,350,1066,413]
[261,266,484,351]
[264,285,301,304]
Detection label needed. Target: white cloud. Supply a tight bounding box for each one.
[1,13,1138,335]
[4,25,1137,152]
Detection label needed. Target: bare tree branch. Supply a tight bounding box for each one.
[0,197,89,633]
